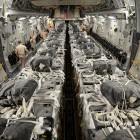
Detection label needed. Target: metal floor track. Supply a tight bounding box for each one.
[63,22,77,140]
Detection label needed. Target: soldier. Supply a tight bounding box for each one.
[15,41,29,68]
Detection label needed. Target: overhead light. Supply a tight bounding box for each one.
[99,16,104,19]
[44,16,49,19]
[18,17,26,21]
[30,17,36,19]
[108,16,116,19]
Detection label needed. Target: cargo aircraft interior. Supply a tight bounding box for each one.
[0,0,140,140]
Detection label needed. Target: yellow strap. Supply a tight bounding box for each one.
[3,0,6,16]
[42,134,47,138]
[0,64,3,68]
[132,60,139,66]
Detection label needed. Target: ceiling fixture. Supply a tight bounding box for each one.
[18,17,26,20]
[30,16,36,19]
[108,16,116,19]
[99,16,104,19]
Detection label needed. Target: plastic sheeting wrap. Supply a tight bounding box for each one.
[101,80,140,108]
[47,48,57,58]
[0,99,15,107]
[69,22,140,140]
[0,21,66,140]
[30,57,52,72]
[37,48,48,55]
[80,42,101,56]
[83,47,100,56]
[47,40,60,48]
[105,128,140,140]
[0,118,7,135]
[93,60,116,75]
[86,127,140,140]
[81,42,95,49]
[37,47,57,57]
[33,101,53,118]
[1,119,36,140]
[76,36,88,44]
[0,79,38,105]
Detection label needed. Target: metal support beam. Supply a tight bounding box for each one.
[30,0,101,6]
[3,0,6,16]
[136,0,140,33]
[85,8,127,19]
[6,10,49,17]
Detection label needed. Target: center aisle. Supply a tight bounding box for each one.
[63,22,77,140]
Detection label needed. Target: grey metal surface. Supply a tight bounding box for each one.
[136,0,140,33]
[6,10,49,16]
[30,0,101,6]
[85,8,126,19]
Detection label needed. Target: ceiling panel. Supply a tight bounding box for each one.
[30,0,101,6]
